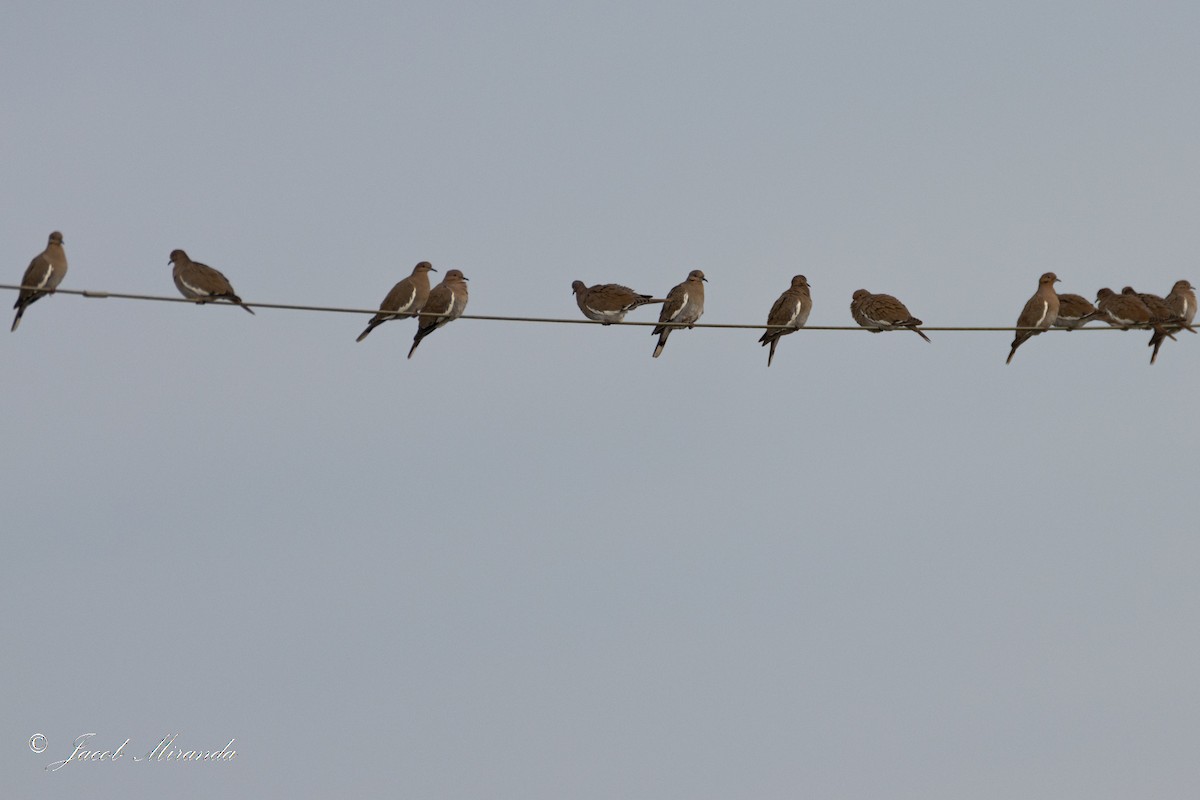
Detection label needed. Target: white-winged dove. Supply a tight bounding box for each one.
[759,275,812,367]
[1096,287,1151,329]
[408,269,469,359]
[1130,287,1191,364]
[1096,286,1177,364]
[652,270,706,358]
[1130,288,1182,327]
[571,281,664,324]
[1120,286,1177,351]
[1152,279,1199,364]
[1154,279,1198,363]
[12,231,67,332]
[1164,280,1197,329]
[169,249,255,314]
[357,262,437,342]
[850,289,930,342]
[1006,272,1060,364]
[1053,292,1104,330]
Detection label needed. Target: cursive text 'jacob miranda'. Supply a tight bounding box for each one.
[46,733,237,771]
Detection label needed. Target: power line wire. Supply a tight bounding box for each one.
[0,283,1158,332]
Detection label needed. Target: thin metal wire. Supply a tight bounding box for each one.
[0,283,1156,332]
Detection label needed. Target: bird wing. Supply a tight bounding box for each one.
[587,284,639,313]
[418,284,454,331]
[866,294,910,324]
[1016,295,1051,329]
[19,254,54,293]
[380,278,418,314]
[180,262,236,297]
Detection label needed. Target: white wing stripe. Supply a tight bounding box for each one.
[180,276,212,297]
[1032,299,1049,328]
[667,291,688,321]
[31,261,53,290]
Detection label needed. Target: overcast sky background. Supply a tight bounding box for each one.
[3,1,1200,798]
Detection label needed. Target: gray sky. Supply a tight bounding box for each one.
[4,1,1199,797]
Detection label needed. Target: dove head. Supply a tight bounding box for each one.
[413,261,435,274]
[688,269,707,282]
[571,280,587,295]
[792,275,809,289]
[168,249,188,265]
[1172,279,1193,292]
[1121,286,1138,296]
[1096,287,1114,302]
[445,269,467,282]
[851,289,870,301]
[48,231,64,245]
[1039,272,1059,286]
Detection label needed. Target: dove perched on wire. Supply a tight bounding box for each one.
[758,275,812,367]
[651,270,706,358]
[571,281,664,324]
[408,269,469,359]
[357,262,436,342]
[1053,291,1104,330]
[850,289,930,343]
[169,249,255,314]
[1006,272,1060,364]
[12,231,68,332]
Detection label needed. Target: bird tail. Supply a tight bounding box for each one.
[356,320,379,343]
[1149,329,1170,364]
[911,326,932,343]
[652,330,669,358]
[408,326,431,359]
[1006,338,1021,364]
[767,338,778,367]
[1150,334,1166,364]
[227,294,256,315]
[11,291,41,331]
